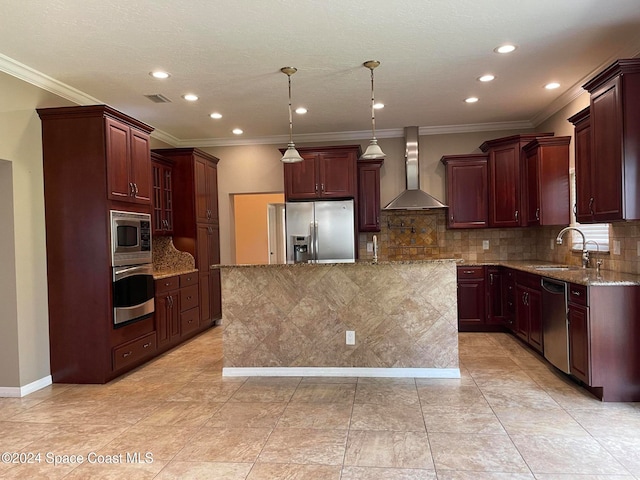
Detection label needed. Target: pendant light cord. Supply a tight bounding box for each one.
[370,66,377,140]
[288,73,294,144]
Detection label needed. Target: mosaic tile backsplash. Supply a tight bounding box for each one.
[359,211,640,276]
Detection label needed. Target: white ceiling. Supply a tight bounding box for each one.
[2,0,640,146]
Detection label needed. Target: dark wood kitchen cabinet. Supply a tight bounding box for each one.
[480,133,553,227]
[579,58,640,222]
[440,154,488,228]
[153,148,222,327]
[105,116,152,205]
[151,152,174,235]
[38,104,156,383]
[358,158,384,231]
[567,283,590,384]
[486,267,505,326]
[155,275,181,347]
[515,272,543,354]
[568,107,593,223]
[522,136,571,226]
[456,266,486,331]
[283,145,359,201]
[502,268,516,331]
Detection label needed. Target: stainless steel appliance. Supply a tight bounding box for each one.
[110,210,152,267]
[113,263,155,327]
[541,277,570,373]
[285,200,355,263]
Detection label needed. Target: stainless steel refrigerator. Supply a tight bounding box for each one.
[285,200,355,263]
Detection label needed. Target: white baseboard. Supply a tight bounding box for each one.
[0,375,52,398]
[222,367,460,378]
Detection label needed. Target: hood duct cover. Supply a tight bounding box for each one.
[384,126,447,210]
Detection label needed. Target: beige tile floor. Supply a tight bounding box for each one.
[1,328,639,479]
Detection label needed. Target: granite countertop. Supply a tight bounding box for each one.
[462,260,640,287]
[213,259,460,269]
[153,268,198,280]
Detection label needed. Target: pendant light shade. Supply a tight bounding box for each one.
[280,67,304,163]
[361,60,386,160]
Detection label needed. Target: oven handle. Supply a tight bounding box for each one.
[113,264,154,282]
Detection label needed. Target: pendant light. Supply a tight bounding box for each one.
[360,60,386,159]
[280,67,304,163]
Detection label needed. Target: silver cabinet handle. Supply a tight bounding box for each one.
[321,183,325,192]
[515,210,519,222]
[129,182,135,196]
[122,351,132,358]
[571,290,581,296]
[489,273,494,285]
[134,183,139,195]
[589,197,594,215]
[315,183,319,194]
[143,342,151,348]
[573,204,577,216]
[450,214,454,222]
[535,208,540,221]
[462,270,475,274]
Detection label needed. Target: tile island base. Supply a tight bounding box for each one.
[218,260,459,378]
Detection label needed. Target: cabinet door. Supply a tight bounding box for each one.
[130,129,152,204]
[319,150,356,198]
[486,268,504,325]
[568,302,590,384]
[196,224,211,271]
[194,157,210,223]
[488,145,521,227]
[590,79,623,222]
[206,161,219,223]
[457,279,486,328]
[528,288,543,353]
[574,120,593,223]
[503,270,516,331]
[162,166,173,232]
[155,294,170,345]
[284,155,319,200]
[446,159,488,228]
[515,285,529,342]
[525,149,540,226]
[152,162,173,235]
[358,162,382,232]
[169,293,180,340]
[106,118,132,202]
[199,273,210,324]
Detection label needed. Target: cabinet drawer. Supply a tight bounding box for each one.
[112,332,157,371]
[155,276,179,294]
[516,271,541,290]
[180,285,199,312]
[181,308,199,335]
[568,283,588,306]
[180,272,198,287]
[457,266,485,279]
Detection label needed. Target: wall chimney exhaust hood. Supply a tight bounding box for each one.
[383,126,447,210]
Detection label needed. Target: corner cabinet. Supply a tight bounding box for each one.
[152,148,222,325]
[357,158,384,232]
[522,136,571,226]
[440,154,488,228]
[37,104,156,383]
[579,58,640,222]
[480,133,553,227]
[283,145,359,201]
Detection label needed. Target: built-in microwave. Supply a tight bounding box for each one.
[110,210,152,267]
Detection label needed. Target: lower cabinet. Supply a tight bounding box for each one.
[568,283,590,384]
[486,267,505,325]
[457,266,486,331]
[515,272,543,354]
[503,268,516,331]
[112,332,157,371]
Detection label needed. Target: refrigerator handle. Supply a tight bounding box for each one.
[314,221,319,262]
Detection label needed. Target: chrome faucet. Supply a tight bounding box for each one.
[372,235,378,264]
[556,227,589,268]
[585,240,603,273]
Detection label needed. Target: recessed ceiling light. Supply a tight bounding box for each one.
[465,97,479,103]
[210,112,222,119]
[295,107,308,114]
[545,82,561,90]
[182,94,199,102]
[494,44,517,54]
[478,74,495,82]
[232,128,243,135]
[373,103,385,109]
[150,71,170,79]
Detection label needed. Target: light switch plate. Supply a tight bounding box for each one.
[346,330,355,345]
[637,240,640,256]
[482,240,489,250]
[366,242,373,253]
[613,240,621,255]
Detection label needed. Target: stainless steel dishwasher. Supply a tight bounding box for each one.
[541,277,570,373]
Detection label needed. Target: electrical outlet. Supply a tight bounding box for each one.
[637,241,640,257]
[613,240,621,255]
[482,240,489,250]
[346,330,355,345]
[550,238,555,250]
[366,242,373,253]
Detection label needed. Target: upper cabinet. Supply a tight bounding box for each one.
[194,155,219,224]
[105,116,152,205]
[480,133,553,228]
[283,145,359,201]
[151,152,174,235]
[440,154,488,229]
[568,107,592,223]
[578,58,640,222]
[357,158,384,232]
[522,136,571,226]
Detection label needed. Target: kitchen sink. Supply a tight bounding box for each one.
[533,265,581,271]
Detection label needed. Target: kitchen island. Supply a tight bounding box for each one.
[217,259,460,378]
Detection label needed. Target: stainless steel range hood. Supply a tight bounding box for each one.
[384,126,447,210]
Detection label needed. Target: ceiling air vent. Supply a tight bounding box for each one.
[144,94,172,103]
